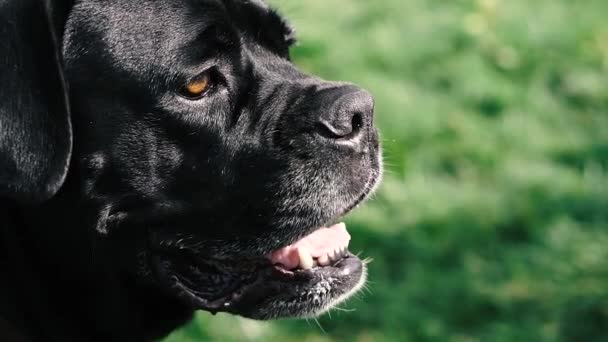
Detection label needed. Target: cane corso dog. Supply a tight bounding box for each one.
[0,0,382,340]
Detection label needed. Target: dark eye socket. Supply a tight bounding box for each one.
[179,69,216,100]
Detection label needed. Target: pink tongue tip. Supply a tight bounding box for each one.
[269,222,350,269]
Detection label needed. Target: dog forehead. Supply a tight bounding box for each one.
[65,0,279,74]
[67,0,217,62]
[69,0,274,44]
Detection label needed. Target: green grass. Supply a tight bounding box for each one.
[164,0,608,341]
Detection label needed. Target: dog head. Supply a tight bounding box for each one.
[1,0,381,320]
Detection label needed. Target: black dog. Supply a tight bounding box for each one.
[0,0,381,340]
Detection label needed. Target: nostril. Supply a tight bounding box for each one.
[317,112,364,141]
[351,112,363,137]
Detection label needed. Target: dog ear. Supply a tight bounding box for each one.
[0,0,73,204]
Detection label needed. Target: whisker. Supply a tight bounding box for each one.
[362,282,374,295]
[313,317,326,334]
[362,257,374,265]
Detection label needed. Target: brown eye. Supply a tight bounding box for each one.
[182,72,212,99]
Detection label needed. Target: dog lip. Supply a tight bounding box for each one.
[262,157,381,258]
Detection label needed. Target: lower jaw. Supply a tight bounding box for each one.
[224,254,366,319]
[150,252,365,318]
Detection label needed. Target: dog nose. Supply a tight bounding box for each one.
[316,87,374,146]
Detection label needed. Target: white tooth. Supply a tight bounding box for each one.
[332,249,340,260]
[328,250,336,261]
[318,254,330,266]
[298,247,313,270]
[312,259,318,267]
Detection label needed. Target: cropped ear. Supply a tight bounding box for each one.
[0,0,73,204]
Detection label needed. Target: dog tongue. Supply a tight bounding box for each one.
[269,222,351,269]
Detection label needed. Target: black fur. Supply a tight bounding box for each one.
[0,0,381,340]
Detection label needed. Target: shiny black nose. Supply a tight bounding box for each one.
[316,87,374,147]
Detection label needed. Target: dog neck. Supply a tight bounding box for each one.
[0,196,194,341]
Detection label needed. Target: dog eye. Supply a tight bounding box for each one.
[181,71,212,99]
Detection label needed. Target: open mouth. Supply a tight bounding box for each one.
[150,222,366,319]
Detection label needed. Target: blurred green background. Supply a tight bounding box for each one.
[165,0,608,341]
